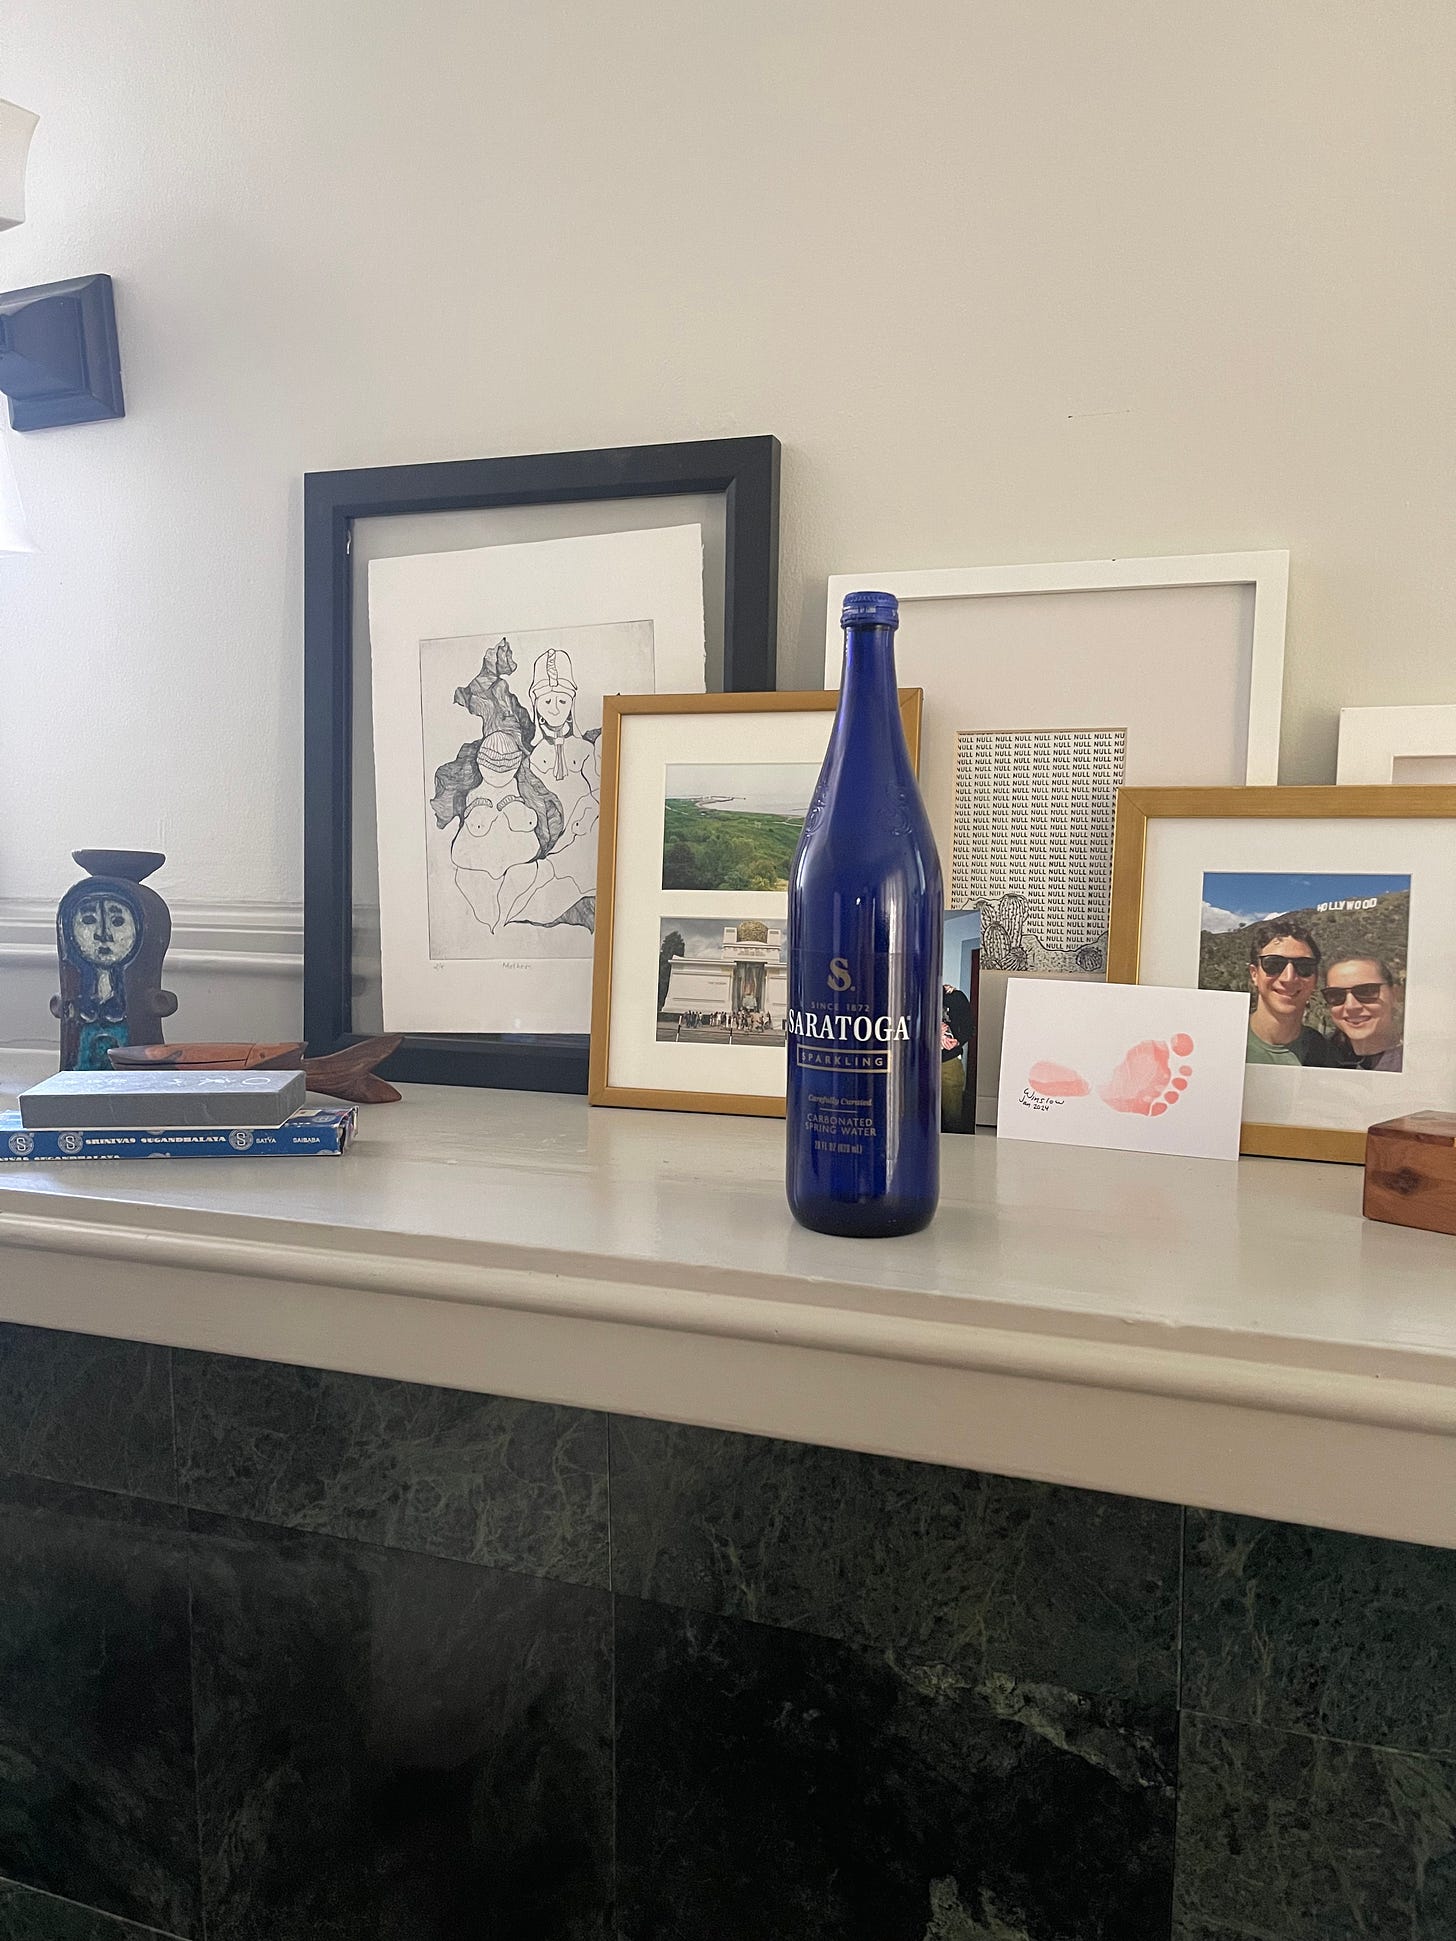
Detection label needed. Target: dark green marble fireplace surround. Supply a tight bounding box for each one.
[0,1321,1452,1941]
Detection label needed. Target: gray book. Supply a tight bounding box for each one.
[19,1068,307,1130]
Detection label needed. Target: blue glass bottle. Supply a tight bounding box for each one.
[786,590,943,1237]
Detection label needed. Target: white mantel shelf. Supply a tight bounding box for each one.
[2,1050,1455,1549]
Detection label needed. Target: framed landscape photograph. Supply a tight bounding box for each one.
[590,690,922,1115]
[1107,785,1456,1161]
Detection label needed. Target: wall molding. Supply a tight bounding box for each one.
[0,897,304,977]
[0,898,312,1049]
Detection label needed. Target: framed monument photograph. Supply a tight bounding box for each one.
[590,689,922,1116]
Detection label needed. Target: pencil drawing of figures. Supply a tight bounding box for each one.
[421,620,652,962]
[368,523,706,1035]
[430,637,590,934]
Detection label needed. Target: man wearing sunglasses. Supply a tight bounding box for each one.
[1245,921,1331,1066]
[1323,956,1404,1072]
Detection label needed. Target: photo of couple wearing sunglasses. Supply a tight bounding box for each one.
[1199,872,1410,1074]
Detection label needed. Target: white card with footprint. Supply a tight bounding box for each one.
[996,979,1250,1161]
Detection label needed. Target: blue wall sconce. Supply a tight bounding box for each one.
[0,273,125,430]
[0,97,122,431]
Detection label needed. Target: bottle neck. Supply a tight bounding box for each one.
[836,624,905,760]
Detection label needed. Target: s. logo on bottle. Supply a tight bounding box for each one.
[827,957,852,992]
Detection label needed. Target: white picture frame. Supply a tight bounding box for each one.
[1336,704,1456,785]
[824,551,1290,1123]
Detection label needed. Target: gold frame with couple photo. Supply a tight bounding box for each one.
[1107,785,1456,1162]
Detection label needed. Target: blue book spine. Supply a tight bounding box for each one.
[785,590,943,1237]
[0,1108,356,1161]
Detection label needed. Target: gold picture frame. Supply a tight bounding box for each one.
[590,688,923,1115]
[1108,785,1456,1162]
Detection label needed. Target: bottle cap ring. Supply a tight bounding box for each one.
[840,589,899,630]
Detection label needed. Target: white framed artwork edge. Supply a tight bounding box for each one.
[821,550,1290,1127]
[1336,704,1456,785]
[824,550,1289,784]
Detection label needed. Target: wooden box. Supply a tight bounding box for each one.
[1363,1112,1456,1236]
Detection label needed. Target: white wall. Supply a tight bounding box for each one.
[1,1,1454,1030]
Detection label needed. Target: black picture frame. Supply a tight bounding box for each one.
[303,435,781,1094]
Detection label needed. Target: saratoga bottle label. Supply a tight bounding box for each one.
[788,953,911,1074]
[787,944,931,1169]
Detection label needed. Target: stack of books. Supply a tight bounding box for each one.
[1,1070,356,1162]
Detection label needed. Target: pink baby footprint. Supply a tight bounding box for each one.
[1099,1034,1194,1117]
[1027,1061,1091,1098]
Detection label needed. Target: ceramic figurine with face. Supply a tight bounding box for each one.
[50,850,177,1070]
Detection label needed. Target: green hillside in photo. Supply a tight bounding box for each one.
[662,797,804,892]
[1199,888,1410,1032]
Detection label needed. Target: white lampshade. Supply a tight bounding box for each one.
[0,429,31,553]
[0,99,38,231]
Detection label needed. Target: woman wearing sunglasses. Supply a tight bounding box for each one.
[1323,956,1404,1072]
[1245,922,1332,1066]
